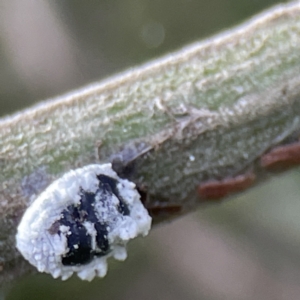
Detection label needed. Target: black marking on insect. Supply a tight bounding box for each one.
[56,174,130,266]
[97,174,130,216]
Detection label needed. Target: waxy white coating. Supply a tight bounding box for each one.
[16,164,152,281]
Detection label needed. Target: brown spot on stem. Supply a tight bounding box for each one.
[198,172,256,201]
[260,142,300,171]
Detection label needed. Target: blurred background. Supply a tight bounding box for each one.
[2,0,300,299]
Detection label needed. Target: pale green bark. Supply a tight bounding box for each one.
[1,1,300,284]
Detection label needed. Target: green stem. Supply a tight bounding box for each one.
[1,1,300,284]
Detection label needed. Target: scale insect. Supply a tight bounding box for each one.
[16,164,152,281]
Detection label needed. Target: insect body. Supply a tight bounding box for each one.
[16,164,152,281]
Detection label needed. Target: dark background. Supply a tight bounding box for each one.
[2,0,300,299]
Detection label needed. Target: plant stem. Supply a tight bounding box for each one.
[1,1,300,284]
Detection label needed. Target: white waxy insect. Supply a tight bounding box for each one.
[16,164,152,281]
